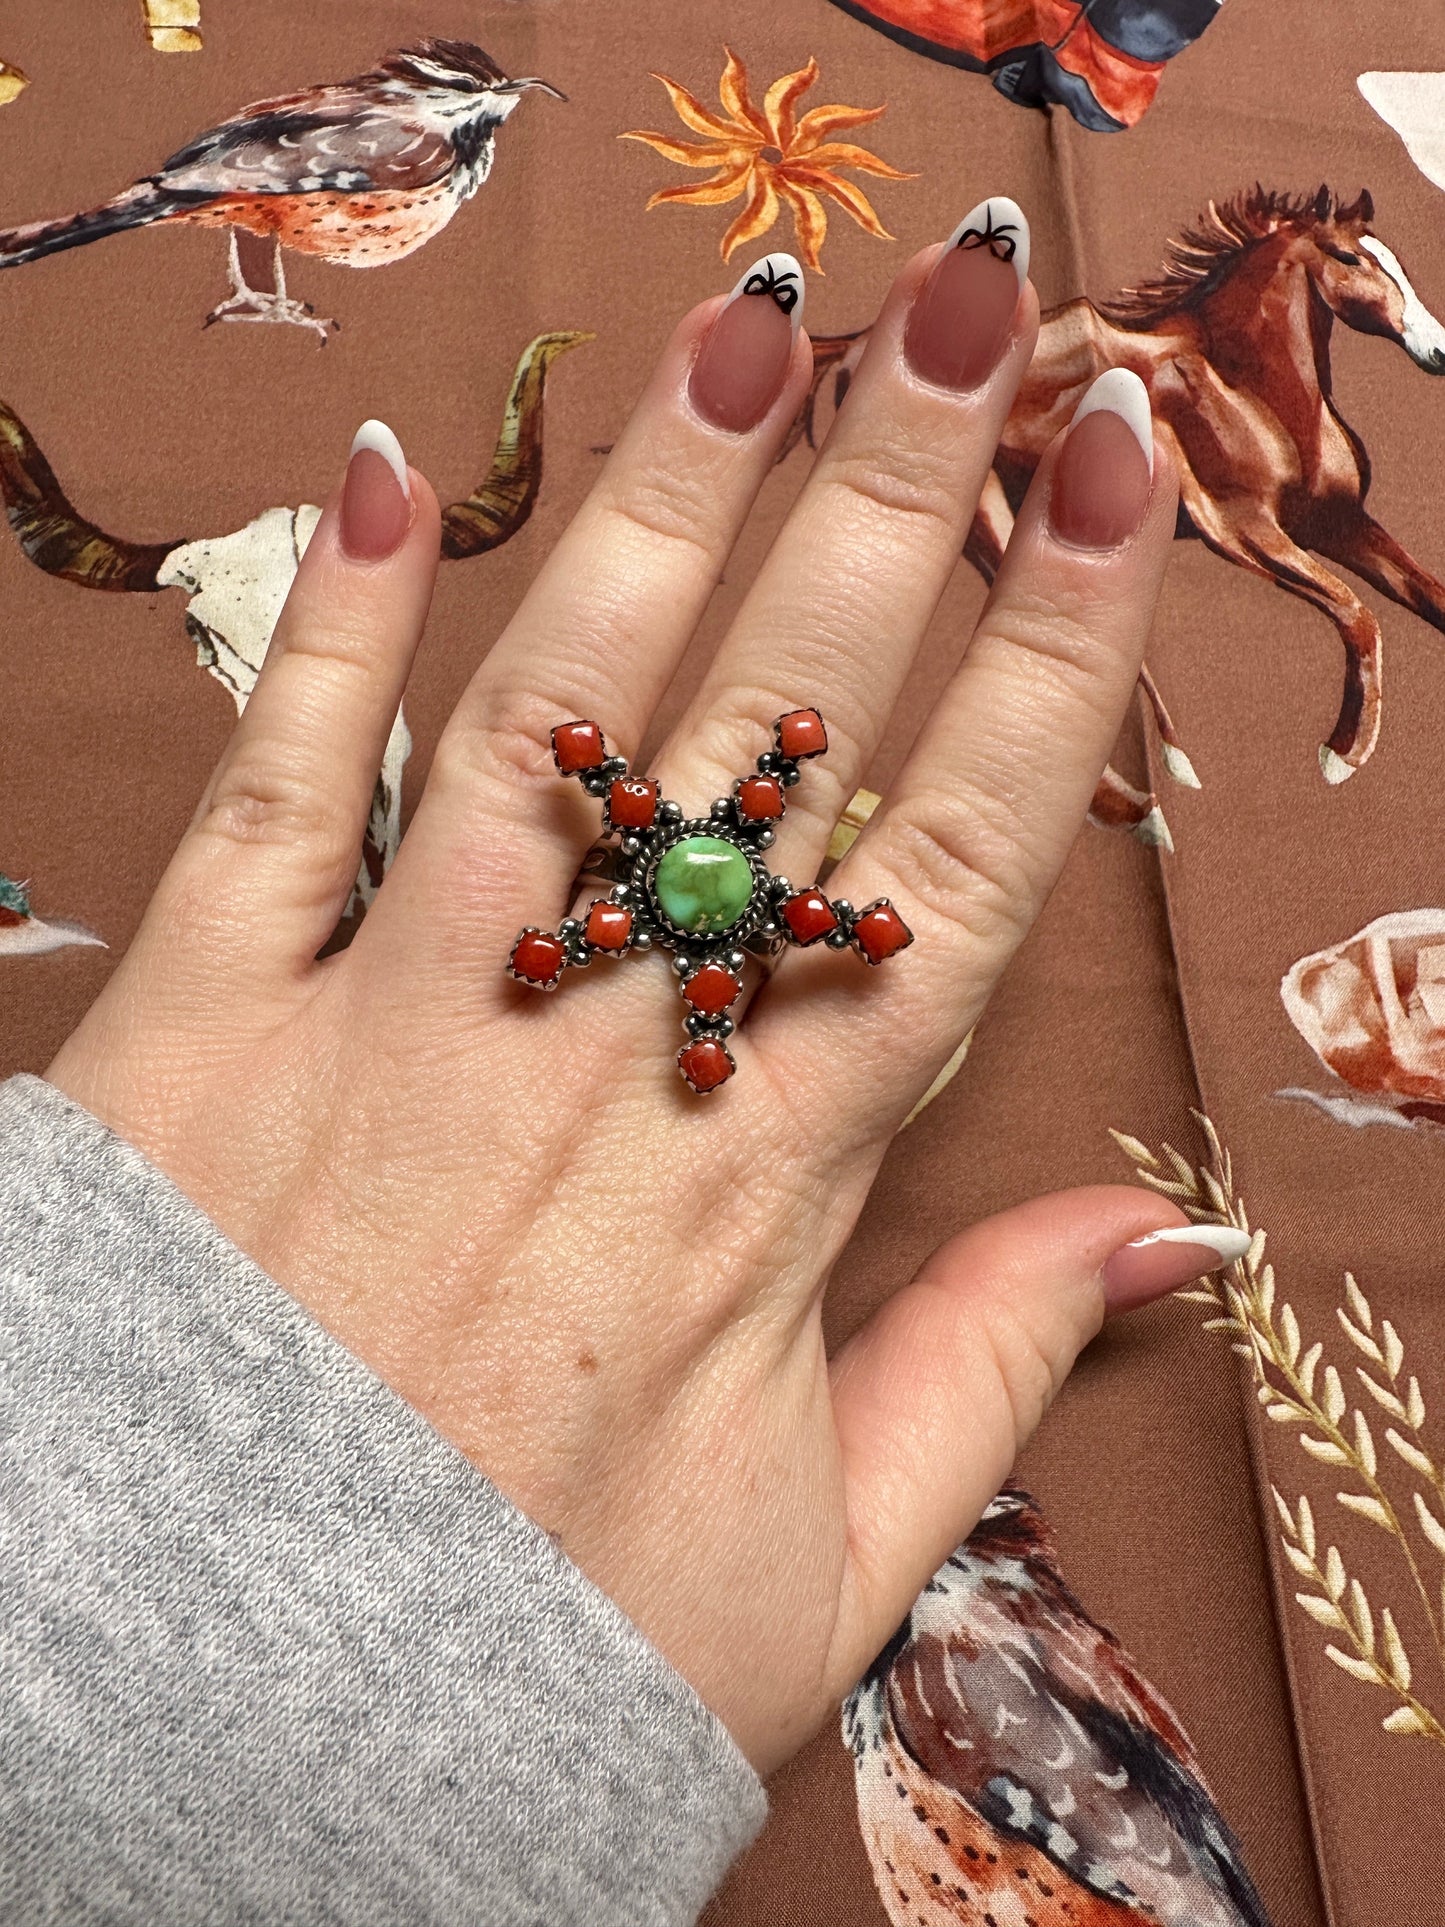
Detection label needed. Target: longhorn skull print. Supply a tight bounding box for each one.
[0,331,589,917]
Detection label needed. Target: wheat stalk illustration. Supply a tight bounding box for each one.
[1111,1112,1445,1748]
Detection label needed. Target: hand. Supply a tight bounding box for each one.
[49,214,1216,1776]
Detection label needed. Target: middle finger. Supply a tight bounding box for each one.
[649,197,1038,882]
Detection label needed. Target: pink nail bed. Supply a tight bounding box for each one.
[688,252,804,434]
[340,419,412,561]
[1100,1223,1252,1311]
[904,196,1030,392]
[1049,367,1154,550]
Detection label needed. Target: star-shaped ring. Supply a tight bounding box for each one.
[507,711,914,1092]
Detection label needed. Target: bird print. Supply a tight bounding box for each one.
[0,875,104,958]
[843,1491,1273,1926]
[0,38,563,339]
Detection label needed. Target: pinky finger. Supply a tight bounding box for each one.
[153,422,441,980]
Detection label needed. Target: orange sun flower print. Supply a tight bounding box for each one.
[621,48,916,272]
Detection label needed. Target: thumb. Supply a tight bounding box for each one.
[824,1185,1248,1694]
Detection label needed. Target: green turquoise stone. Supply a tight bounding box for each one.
[653,836,754,934]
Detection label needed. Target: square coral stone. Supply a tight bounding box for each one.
[551,720,606,774]
[606,776,659,831]
[509,928,567,987]
[735,775,785,823]
[678,1037,735,1093]
[851,899,914,965]
[683,962,741,1017]
[780,890,838,946]
[775,709,827,761]
[584,901,633,952]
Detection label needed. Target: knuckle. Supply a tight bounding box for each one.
[977,1303,1071,1450]
[198,759,348,868]
[878,789,1033,946]
[819,443,964,540]
[274,613,383,677]
[437,695,571,796]
[596,465,730,574]
[981,590,1136,702]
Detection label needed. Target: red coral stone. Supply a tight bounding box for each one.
[551,720,606,774]
[678,1037,735,1093]
[735,774,785,823]
[606,776,658,830]
[509,929,567,987]
[780,889,838,946]
[851,899,914,965]
[683,962,741,1017]
[776,708,827,760]
[585,901,633,952]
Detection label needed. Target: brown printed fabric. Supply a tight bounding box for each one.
[2,3,1444,1921]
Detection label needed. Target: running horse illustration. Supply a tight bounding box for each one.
[805,187,1445,843]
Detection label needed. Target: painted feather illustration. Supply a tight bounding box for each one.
[844,1491,1272,1925]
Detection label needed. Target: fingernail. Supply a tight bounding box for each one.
[688,252,804,434]
[904,196,1029,391]
[1101,1223,1252,1311]
[1049,368,1153,550]
[340,419,412,561]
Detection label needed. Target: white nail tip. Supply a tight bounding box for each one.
[946,197,1030,290]
[1126,1224,1252,1266]
[349,419,410,496]
[731,251,805,334]
[1070,368,1154,477]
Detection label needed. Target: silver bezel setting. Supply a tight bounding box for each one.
[639,818,774,956]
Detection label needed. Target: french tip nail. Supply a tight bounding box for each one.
[944,196,1031,290]
[349,418,410,497]
[1099,1220,1251,1312]
[1124,1223,1252,1267]
[1070,368,1154,477]
[690,254,802,434]
[728,251,805,335]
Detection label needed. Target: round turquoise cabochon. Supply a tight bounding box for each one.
[652,836,755,935]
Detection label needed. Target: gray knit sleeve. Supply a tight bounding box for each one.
[0,1072,764,1926]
